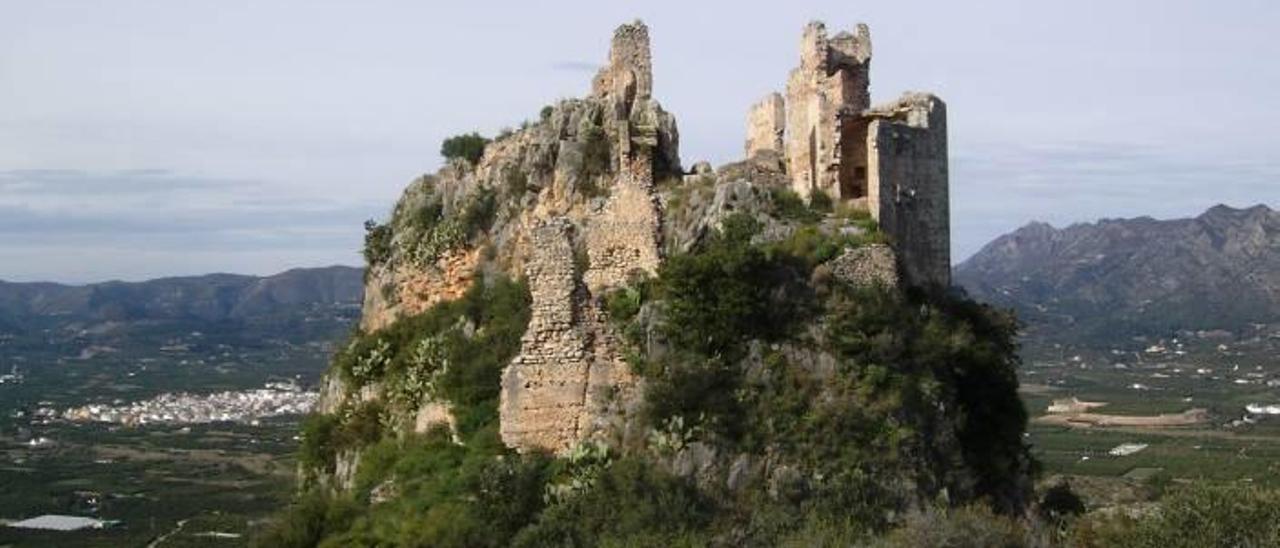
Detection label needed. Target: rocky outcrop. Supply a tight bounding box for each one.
[321,19,954,461]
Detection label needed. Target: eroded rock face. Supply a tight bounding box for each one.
[413,401,457,439]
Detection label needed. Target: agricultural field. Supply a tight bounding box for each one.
[1019,325,1280,491]
[0,309,349,547]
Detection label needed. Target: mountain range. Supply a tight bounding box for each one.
[0,265,363,327]
[955,204,1280,347]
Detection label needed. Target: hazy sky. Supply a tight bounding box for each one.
[3,0,1278,283]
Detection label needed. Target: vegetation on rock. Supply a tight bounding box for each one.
[440,132,490,165]
[268,203,1037,546]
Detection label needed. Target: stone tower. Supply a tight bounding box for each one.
[745,21,950,288]
[784,22,872,202]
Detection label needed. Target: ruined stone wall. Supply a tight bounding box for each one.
[829,244,899,288]
[585,152,663,289]
[500,220,594,452]
[745,93,785,159]
[500,22,662,455]
[783,22,872,201]
[500,218,639,453]
[592,21,653,102]
[866,93,950,288]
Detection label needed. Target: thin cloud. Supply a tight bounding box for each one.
[0,169,376,281]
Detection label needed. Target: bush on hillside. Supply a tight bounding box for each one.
[1070,483,1280,548]
[441,132,490,165]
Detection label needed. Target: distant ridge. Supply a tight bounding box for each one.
[0,265,363,324]
[955,204,1280,345]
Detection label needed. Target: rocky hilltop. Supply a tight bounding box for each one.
[955,204,1280,347]
[273,21,1033,547]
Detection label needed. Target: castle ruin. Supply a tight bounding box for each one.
[499,22,667,453]
[746,22,950,288]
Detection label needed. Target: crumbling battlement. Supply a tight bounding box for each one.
[745,93,785,159]
[592,21,653,103]
[749,21,950,288]
[784,22,873,202]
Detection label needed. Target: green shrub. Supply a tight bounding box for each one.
[656,213,795,358]
[765,224,861,269]
[642,354,743,439]
[1072,483,1280,548]
[396,187,498,268]
[580,126,611,179]
[809,189,833,213]
[251,490,362,548]
[310,428,554,548]
[362,220,392,267]
[825,285,1030,507]
[512,458,712,547]
[769,188,822,223]
[882,505,1033,548]
[459,187,497,238]
[335,401,385,448]
[1039,480,1086,524]
[572,244,590,277]
[604,285,644,323]
[298,413,340,473]
[441,132,491,165]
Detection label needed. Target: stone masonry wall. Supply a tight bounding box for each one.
[501,22,661,454]
[830,244,899,288]
[585,151,663,290]
[784,22,872,201]
[866,93,950,288]
[745,93,785,159]
[592,21,653,102]
[500,219,594,452]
